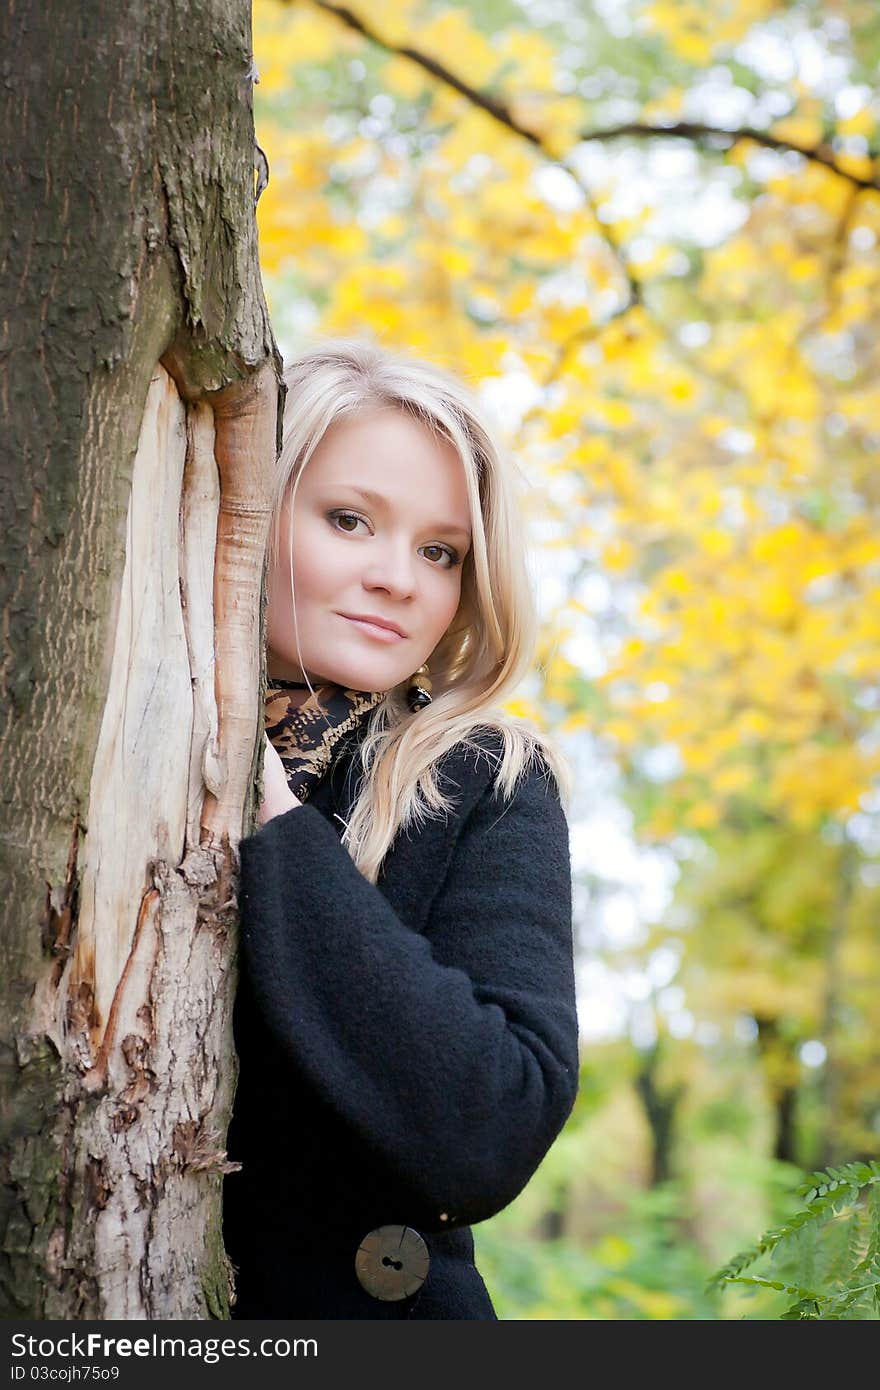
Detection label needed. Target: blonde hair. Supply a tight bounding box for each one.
[269,337,573,883]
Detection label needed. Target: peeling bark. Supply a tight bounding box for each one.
[1,0,280,1318]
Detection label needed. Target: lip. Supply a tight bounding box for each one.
[339,613,408,642]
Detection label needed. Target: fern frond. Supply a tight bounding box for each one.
[707,1159,880,1298]
[798,1160,880,1204]
[820,1276,880,1320]
[868,1186,880,1317]
[722,1274,823,1301]
[725,1264,880,1319]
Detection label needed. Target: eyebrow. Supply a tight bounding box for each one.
[325,483,472,541]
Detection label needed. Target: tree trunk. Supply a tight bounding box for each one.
[818,839,857,1168]
[633,1043,682,1187]
[754,1017,800,1166]
[0,0,281,1318]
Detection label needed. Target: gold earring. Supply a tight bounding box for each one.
[406,663,433,712]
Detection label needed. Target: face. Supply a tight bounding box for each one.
[267,405,472,693]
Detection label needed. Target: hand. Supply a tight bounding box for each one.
[258,734,302,826]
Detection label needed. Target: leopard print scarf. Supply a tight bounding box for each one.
[264,680,386,803]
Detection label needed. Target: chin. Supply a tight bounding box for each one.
[309,662,405,694]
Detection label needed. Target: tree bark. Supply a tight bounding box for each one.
[754,1017,800,1167]
[818,839,857,1168]
[634,1043,683,1187]
[0,0,281,1318]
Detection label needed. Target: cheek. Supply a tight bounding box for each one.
[266,525,320,635]
[287,517,335,602]
[429,572,463,635]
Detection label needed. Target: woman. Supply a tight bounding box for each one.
[222,338,579,1319]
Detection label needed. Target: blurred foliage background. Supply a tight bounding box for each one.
[250,0,880,1317]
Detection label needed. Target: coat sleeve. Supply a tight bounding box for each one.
[236,748,580,1231]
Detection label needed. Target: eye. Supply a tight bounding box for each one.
[421,544,460,569]
[328,510,460,568]
[328,509,369,535]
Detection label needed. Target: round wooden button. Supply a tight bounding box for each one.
[355,1224,430,1301]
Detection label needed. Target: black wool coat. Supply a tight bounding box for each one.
[222,725,579,1320]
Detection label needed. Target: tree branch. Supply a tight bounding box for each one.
[582,119,879,191]
[295,2,880,418]
[306,0,642,309]
[308,3,879,194]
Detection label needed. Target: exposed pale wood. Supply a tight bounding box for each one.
[69,368,192,1044]
[182,401,222,851]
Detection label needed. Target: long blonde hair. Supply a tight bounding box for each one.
[269,337,573,883]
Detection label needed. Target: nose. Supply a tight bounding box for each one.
[360,537,418,601]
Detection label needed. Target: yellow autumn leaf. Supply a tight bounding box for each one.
[835,151,876,181]
[559,709,594,732]
[594,398,635,428]
[789,254,820,282]
[491,26,558,90]
[667,375,697,404]
[669,32,714,64]
[641,88,685,122]
[771,114,826,147]
[733,709,774,740]
[254,8,347,68]
[837,106,877,139]
[603,539,636,572]
[374,0,423,46]
[754,583,798,626]
[380,55,426,100]
[700,525,734,558]
[681,744,717,774]
[683,800,723,829]
[503,697,546,725]
[605,1277,685,1319]
[713,764,754,795]
[644,805,677,839]
[411,8,499,85]
[700,414,734,438]
[603,719,640,746]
